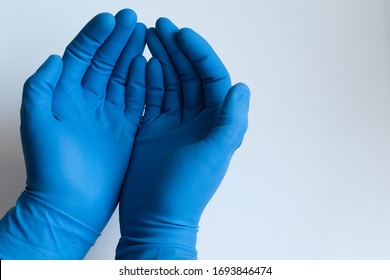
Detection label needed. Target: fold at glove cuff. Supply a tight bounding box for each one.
[116,238,197,260]
[0,191,100,259]
[116,224,198,260]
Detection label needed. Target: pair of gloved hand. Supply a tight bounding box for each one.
[0,9,250,260]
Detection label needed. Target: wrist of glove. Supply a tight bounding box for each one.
[0,191,100,259]
[116,224,197,260]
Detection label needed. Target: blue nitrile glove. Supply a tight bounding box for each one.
[0,9,147,259]
[116,18,250,260]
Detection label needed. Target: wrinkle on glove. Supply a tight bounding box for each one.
[0,192,99,259]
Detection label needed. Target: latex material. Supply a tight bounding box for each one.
[0,192,98,259]
[116,18,250,259]
[0,9,147,259]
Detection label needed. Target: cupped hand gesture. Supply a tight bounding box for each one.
[116,18,250,259]
[21,9,146,237]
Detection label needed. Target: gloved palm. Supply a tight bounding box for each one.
[117,18,250,259]
[0,9,146,259]
[22,10,146,232]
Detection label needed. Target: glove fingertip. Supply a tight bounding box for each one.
[92,12,116,33]
[115,8,137,23]
[231,82,251,105]
[44,54,62,67]
[156,17,170,26]
[176,27,194,44]
[224,82,250,127]
[135,22,147,33]
[207,83,250,152]
[21,55,63,120]
[25,55,63,92]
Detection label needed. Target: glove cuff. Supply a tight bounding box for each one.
[116,239,198,260]
[115,225,198,260]
[0,191,100,259]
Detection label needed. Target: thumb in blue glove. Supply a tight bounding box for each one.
[116,18,250,260]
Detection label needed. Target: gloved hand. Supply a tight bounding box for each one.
[0,9,147,259]
[116,18,250,259]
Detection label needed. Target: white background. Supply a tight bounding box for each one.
[0,0,389,259]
